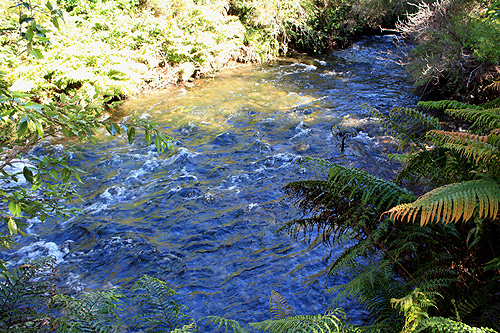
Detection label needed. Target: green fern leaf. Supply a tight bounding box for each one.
[169,323,198,332]
[269,290,293,320]
[416,317,499,333]
[444,108,500,134]
[53,289,123,333]
[250,309,362,333]
[366,105,440,151]
[130,275,190,332]
[384,179,500,225]
[417,100,478,112]
[0,257,57,331]
[205,316,248,333]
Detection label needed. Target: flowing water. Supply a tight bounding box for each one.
[4,35,418,329]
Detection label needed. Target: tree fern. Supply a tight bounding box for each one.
[384,178,500,225]
[53,289,123,333]
[130,274,191,332]
[0,257,58,331]
[249,308,363,333]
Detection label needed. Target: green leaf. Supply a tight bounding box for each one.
[61,126,72,138]
[25,27,34,41]
[61,168,71,182]
[17,118,28,137]
[23,166,34,183]
[8,201,17,216]
[51,16,59,29]
[31,48,43,59]
[145,131,152,145]
[112,123,121,135]
[24,102,42,110]
[35,121,44,137]
[49,169,58,180]
[155,135,162,152]
[46,1,53,11]
[8,218,18,235]
[127,126,136,144]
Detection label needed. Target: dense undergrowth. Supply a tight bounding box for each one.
[397,0,500,102]
[1,0,428,107]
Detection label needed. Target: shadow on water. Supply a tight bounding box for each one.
[3,35,417,329]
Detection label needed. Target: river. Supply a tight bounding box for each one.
[4,35,417,330]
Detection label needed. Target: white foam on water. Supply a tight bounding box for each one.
[66,272,86,292]
[352,131,378,146]
[290,63,317,72]
[291,122,312,140]
[247,203,259,212]
[85,202,109,214]
[253,153,300,173]
[99,185,127,202]
[127,168,147,180]
[179,167,198,181]
[163,147,199,166]
[12,241,66,265]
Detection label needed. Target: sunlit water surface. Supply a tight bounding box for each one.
[4,35,418,330]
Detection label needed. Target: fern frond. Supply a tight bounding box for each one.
[391,288,437,333]
[249,309,363,333]
[444,108,500,134]
[330,260,403,327]
[384,179,500,225]
[0,257,57,331]
[426,129,500,172]
[366,105,440,150]
[326,162,416,209]
[53,289,123,333]
[169,323,198,333]
[395,147,451,185]
[415,317,498,333]
[269,291,293,320]
[417,100,478,112]
[130,275,190,332]
[205,316,248,333]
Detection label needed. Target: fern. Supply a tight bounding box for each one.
[415,317,499,333]
[444,108,500,134]
[0,257,57,331]
[366,105,441,151]
[249,308,363,333]
[426,129,500,172]
[385,178,500,225]
[391,289,437,333]
[206,316,249,333]
[329,261,404,329]
[130,274,191,332]
[53,289,123,333]
[417,100,479,112]
[170,323,198,332]
[269,290,293,320]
